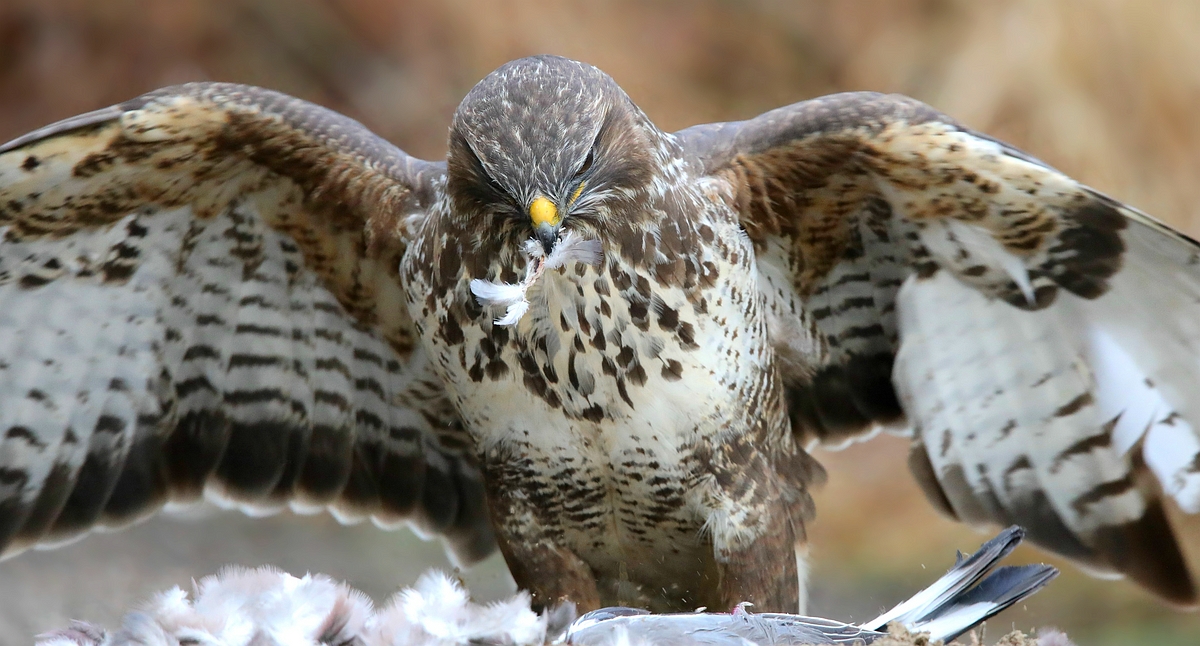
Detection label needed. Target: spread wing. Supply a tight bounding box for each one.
[0,83,494,565]
[677,92,1200,606]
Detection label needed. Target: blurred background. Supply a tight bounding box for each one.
[1,0,1198,643]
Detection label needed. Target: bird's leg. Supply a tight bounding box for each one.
[481,451,601,612]
[709,513,803,613]
[497,532,602,612]
[696,438,811,613]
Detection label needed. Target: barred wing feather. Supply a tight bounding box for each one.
[679,91,1200,605]
[0,83,493,565]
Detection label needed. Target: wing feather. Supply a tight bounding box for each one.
[679,91,1199,605]
[0,84,493,565]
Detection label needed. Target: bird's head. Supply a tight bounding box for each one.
[446,55,657,257]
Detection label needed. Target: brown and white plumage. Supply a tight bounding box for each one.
[0,83,491,564]
[1,56,1197,615]
[679,93,1200,604]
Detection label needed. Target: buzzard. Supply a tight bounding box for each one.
[0,55,1197,613]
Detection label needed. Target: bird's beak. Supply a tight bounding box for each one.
[530,195,560,255]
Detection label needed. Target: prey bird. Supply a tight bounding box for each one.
[1,55,1198,614]
[565,526,1059,646]
[36,527,1059,646]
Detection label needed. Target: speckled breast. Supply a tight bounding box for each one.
[405,200,780,605]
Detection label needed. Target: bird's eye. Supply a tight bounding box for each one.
[574,147,595,179]
[485,172,507,197]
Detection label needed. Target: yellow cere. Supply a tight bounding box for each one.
[529,195,560,227]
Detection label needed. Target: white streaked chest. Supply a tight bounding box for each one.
[442,221,766,457]
[406,183,777,587]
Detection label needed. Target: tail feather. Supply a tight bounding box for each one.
[907,564,1059,643]
[862,525,1026,631]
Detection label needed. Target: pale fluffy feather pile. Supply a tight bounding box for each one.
[35,568,544,646]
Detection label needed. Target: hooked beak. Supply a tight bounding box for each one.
[529,195,560,255]
[535,222,558,256]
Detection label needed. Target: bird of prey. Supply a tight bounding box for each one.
[0,55,1198,614]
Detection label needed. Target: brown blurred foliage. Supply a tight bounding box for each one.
[7,0,1200,236]
[1,1,1198,644]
